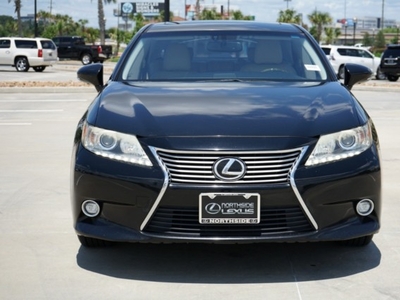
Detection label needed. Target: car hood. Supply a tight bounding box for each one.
[91,81,365,138]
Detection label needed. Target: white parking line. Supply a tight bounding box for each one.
[0,100,87,102]
[0,109,64,112]
[0,123,32,126]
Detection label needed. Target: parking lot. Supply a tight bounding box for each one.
[0,65,400,299]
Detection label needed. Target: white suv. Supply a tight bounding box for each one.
[0,37,58,72]
[321,45,384,80]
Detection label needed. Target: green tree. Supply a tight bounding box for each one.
[86,27,100,44]
[155,10,174,22]
[231,10,252,20]
[76,19,89,37]
[8,0,22,36]
[324,27,341,44]
[37,10,54,24]
[92,0,117,44]
[277,9,302,24]
[41,25,58,39]
[130,12,146,36]
[362,32,373,46]
[0,16,15,36]
[374,30,386,49]
[307,10,332,43]
[200,8,222,20]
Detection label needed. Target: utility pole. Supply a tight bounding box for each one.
[164,0,170,21]
[34,0,38,37]
[381,0,385,29]
[284,0,291,10]
[196,0,200,20]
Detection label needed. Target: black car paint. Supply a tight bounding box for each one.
[72,21,380,245]
[90,81,362,138]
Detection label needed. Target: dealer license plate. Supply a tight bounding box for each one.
[199,193,260,224]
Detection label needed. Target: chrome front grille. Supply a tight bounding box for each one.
[154,148,303,184]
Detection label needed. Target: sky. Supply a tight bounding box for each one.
[1,0,399,29]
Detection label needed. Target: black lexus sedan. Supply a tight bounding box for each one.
[71,21,381,248]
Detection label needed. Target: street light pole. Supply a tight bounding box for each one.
[372,28,375,46]
[164,0,170,21]
[283,0,291,10]
[34,0,38,37]
[353,17,357,45]
[345,22,348,45]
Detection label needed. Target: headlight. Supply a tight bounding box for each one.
[305,122,373,166]
[81,122,152,166]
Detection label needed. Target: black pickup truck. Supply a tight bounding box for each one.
[52,36,113,65]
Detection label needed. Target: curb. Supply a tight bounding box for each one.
[353,85,400,92]
[0,87,96,93]
[0,83,398,94]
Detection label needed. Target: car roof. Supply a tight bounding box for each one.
[321,45,367,49]
[145,21,302,34]
[0,37,51,41]
[386,44,400,49]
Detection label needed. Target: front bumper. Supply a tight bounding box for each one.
[71,139,381,243]
[380,66,400,76]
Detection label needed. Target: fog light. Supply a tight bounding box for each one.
[356,199,374,216]
[82,200,100,217]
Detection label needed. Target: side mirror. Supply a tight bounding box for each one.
[77,63,104,92]
[343,63,372,90]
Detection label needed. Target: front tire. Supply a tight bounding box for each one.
[375,67,386,80]
[340,234,373,247]
[81,53,93,65]
[33,66,46,72]
[387,75,399,82]
[15,57,30,72]
[77,235,113,247]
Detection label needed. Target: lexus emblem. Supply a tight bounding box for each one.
[205,203,221,214]
[213,158,246,181]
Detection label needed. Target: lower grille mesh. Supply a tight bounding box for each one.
[144,206,314,237]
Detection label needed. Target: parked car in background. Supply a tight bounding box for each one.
[52,36,113,65]
[0,37,57,72]
[379,44,400,82]
[71,21,381,249]
[354,43,371,50]
[321,45,384,80]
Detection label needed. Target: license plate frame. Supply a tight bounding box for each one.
[199,193,260,224]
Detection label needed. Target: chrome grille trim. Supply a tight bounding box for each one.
[141,145,319,232]
[140,147,170,231]
[289,146,318,230]
[153,148,303,184]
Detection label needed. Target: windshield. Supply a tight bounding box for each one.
[121,30,327,82]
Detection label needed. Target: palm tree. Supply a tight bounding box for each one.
[155,10,174,22]
[277,9,302,25]
[77,19,89,36]
[37,10,54,24]
[308,10,332,43]
[200,8,222,20]
[92,0,117,44]
[324,27,341,44]
[8,0,22,36]
[231,10,253,20]
[131,12,146,35]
